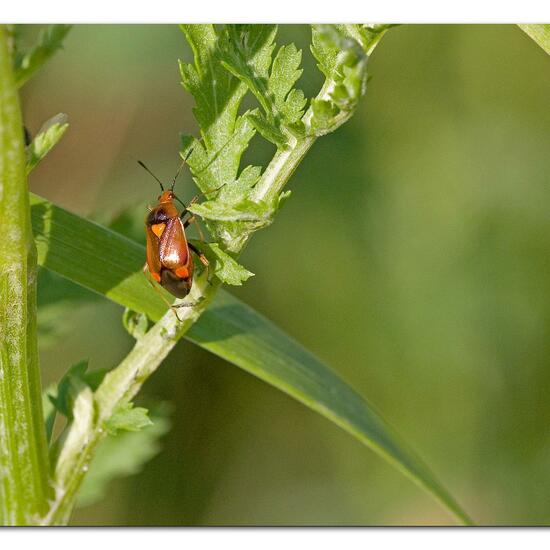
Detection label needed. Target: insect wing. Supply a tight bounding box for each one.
[145,224,162,275]
[158,217,190,270]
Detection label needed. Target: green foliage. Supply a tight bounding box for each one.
[43,353,161,521]
[26,113,68,174]
[104,402,153,436]
[179,25,258,251]
[48,360,90,419]
[77,407,171,508]
[269,44,306,124]
[14,25,71,88]
[180,25,307,252]
[179,25,253,193]
[122,308,149,339]
[194,241,254,286]
[219,25,306,146]
[307,25,370,135]
[180,24,386,253]
[47,361,107,426]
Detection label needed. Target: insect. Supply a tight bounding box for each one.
[139,159,210,314]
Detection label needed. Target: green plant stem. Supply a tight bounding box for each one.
[42,273,218,525]
[251,134,315,204]
[0,25,51,525]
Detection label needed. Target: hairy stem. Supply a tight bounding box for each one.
[42,273,218,525]
[0,25,51,525]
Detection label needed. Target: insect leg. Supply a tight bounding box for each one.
[172,299,203,309]
[188,242,209,267]
[143,263,184,321]
[182,214,195,227]
[187,241,213,287]
[177,195,200,220]
[183,214,207,244]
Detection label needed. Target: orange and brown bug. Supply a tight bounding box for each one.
[139,159,209,312]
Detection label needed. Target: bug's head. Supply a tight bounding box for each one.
[158,190,175,203]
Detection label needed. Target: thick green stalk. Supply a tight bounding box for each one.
[0,25,51,525]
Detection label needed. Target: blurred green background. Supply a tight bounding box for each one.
[21,25,550,525]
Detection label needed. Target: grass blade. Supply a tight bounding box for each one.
[30,193,472,524]
[519,24,550,56]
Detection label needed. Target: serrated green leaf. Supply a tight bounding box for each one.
[246,110,286,147]
[269,44,306,124]
[279,88,307,124]
[30,194,472,524]
[306,25,372,138]
[77,407,171,508]
[187,190,283,247]
[220,25,277,115]
[14,24,71,88]
[104,402,153,436]
[197,242,254,286]
[216,165,262,205]
[237,164,262,187]
[311,25,370,79]
[188,199,267,223]
[189,115,256,193]
[179,25,289,249]
[310,25,342,79]
[26,113,68,174]
[270,44,302,104]
[219,26,306,147]
[179,24,254,195]
[179,25,240,148]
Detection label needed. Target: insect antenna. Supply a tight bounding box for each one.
[170,143,198,192]
[168,138,227,206]
[170,157,187,192]
[173,194,188,211]
[137,160,164,192]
